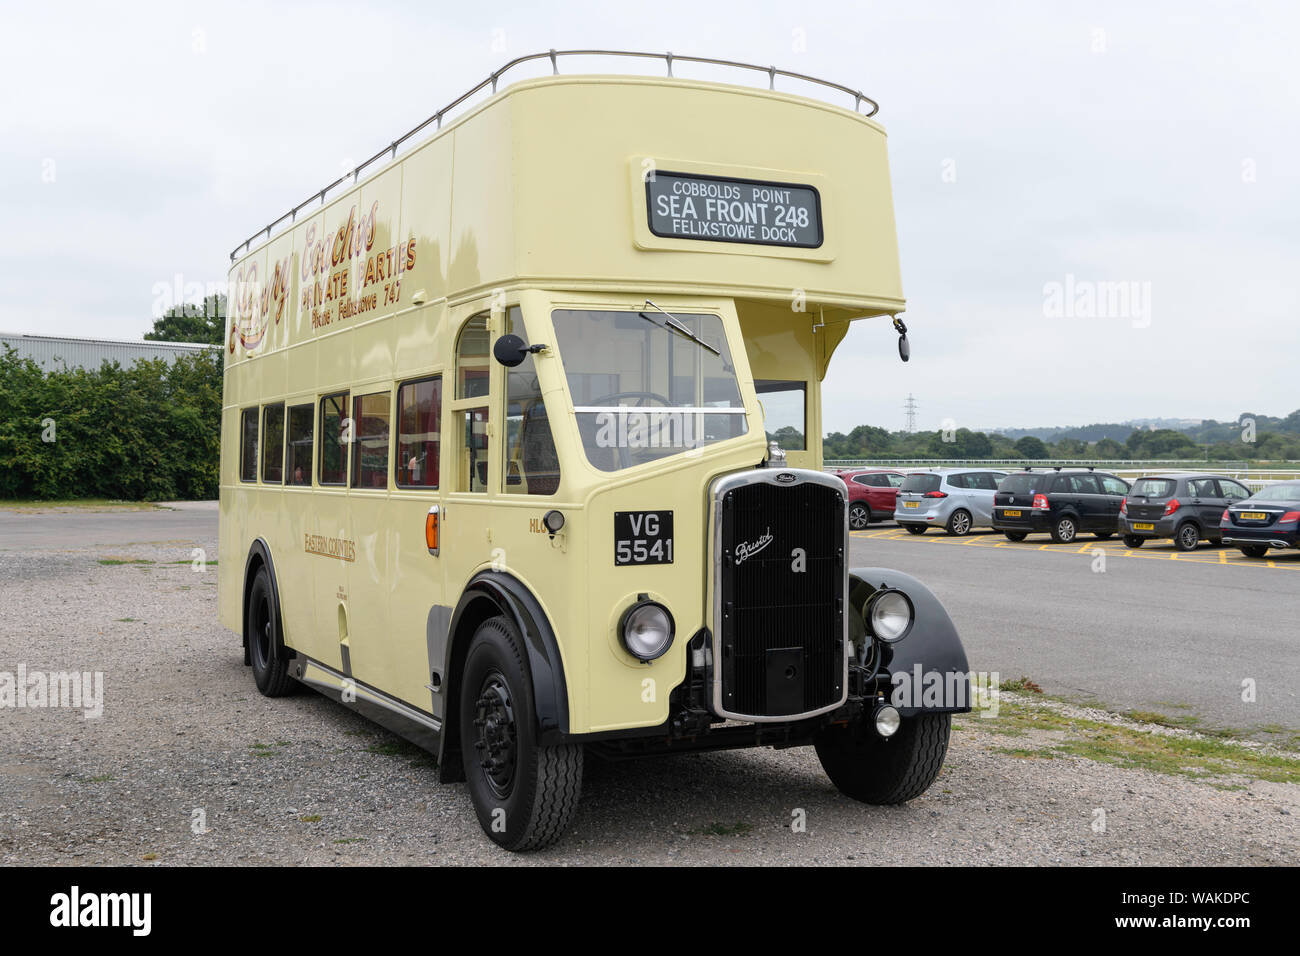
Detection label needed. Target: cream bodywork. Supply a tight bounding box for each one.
[219,74,903,736]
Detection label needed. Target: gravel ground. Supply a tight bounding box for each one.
[1,536,1297,866]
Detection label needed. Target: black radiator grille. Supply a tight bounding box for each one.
[718,478,845,717]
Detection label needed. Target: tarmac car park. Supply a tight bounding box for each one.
[992,468,1130,543]
[1119,473,1252,551]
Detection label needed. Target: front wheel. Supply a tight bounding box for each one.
[246,566,295,697]
[946,509,972,536]
[459,616,583,851]
[815,713,951,804]
[849,502,871,530]
[1123,535,1145,548]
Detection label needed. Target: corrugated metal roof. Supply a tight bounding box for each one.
[0,332,217,373]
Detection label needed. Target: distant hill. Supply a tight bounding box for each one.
[992,412,1300,445]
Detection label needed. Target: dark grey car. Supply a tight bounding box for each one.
[1119,473,1252,551]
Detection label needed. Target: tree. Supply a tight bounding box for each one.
[145,293,226,346]
[1013,435,1050,459]
[1093,437,1124,459]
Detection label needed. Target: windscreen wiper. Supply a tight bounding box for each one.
[640,299,721,356]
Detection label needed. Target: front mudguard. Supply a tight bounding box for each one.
[849,567,971,716]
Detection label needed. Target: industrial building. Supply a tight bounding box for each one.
[0,332,215,373]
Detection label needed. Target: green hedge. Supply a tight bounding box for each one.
[0,346,223,501]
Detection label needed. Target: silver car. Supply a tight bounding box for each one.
[894,469,1008,536]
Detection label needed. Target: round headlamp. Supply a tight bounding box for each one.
[619,599,674,662]
[865,588,914,643]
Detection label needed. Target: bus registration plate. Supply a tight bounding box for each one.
[615,511,674,565]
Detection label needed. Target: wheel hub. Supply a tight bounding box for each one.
[473,673,517,797]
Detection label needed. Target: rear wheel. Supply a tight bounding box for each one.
[903,524,927,536]
[849,502,871,530]
[815,713,951,804]
[459,615,582,851]
[246,565,295,697]
[1050,516,1078,544]
[1003,531,1028,542]
[1240,545,1268,558]
[1174,523,1200,551]
[1122,535,1145,549]
[946,509,972,536]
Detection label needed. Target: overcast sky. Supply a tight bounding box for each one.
[3,1,1296,433]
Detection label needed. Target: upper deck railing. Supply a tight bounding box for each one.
[230,49,881,261]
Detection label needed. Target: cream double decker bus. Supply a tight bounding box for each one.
[219,51,971,851]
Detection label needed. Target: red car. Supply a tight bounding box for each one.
[837,468,906,529]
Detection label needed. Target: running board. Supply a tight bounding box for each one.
[292,657,443,756]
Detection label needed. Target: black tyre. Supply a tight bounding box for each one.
[946,509,972,536]
[1122,535,1145,549]
[849,502,871,531]
[1003,531,1028,542]
[903,524,927,536]
[814,713,951,804]
[246,565,296,697]
[1174,523,1200,552]
[1240,545,1268,558]
[1094,531,1114,540]
[1050,516,1078,544]
[459,616,582,851]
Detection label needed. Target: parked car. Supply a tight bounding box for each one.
[1219,480,1300,557]
[894,469,1008,536]
[992,468,1130,543]
[1119,473,1251,550]
[837,468,905,529]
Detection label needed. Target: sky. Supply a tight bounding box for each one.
[2,0,1296,433]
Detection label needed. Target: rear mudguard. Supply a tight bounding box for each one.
[849,567,972,716]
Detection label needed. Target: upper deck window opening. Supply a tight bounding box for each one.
[239,407,258,483]
[552,308,747,472]
[319,393,349,486]
[287,404,314,486]
[261,403,285,484]
[397,376,442,489]
[351,392,391,489]
[755,379,806,451]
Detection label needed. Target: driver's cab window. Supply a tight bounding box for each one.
[454,313,491,492]
[502,307,560,496]
[755,379,807,451]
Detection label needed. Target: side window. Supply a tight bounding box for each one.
[396,376,442,489]
[319,392,349,486]
[886,474,905,488]
[351,392,391,489]
[1077,475,1103,494]
[1189,478,1217,498]
[1100,475,1129,496]
[948,474,969,489]
[239,407,258,482]
[286,404,314,486]
[454,312,491,493]
[261,403,285,484]
[503,307,560,496]
[1219,480,1250,500]
[852,475,879,487]
[755,380,807,451]
[456,313,491,399]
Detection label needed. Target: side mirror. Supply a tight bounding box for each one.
[898,334,910,363]
[493,333,529,368]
